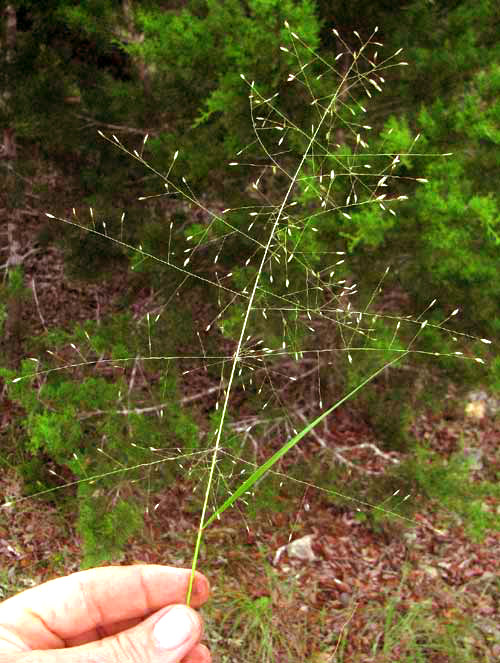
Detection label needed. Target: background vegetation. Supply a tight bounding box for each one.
[0,1,498,661]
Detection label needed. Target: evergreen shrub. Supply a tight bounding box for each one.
[2,15,495,569]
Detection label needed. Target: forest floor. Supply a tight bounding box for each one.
[1,210,499,662]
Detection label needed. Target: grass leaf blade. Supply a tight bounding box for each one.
[203,352,407,529]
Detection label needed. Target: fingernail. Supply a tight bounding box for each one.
[192,575,210,600]
[153,606,196,650]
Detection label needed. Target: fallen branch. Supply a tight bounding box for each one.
[295,410,400,474]
[72,113,161,137]
[30,277,47,332]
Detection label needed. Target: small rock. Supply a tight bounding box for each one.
[273,534,318,565]
[465,389,500,419]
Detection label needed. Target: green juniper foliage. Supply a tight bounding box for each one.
[1,2,496,594]
[1,315,200,565]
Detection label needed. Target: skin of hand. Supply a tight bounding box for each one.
[0,564,211,663]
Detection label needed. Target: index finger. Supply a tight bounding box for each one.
[0,565,210,648]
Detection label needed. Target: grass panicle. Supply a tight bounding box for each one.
[4,24,491,630]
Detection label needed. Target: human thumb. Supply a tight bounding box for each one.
[11,604,204,663]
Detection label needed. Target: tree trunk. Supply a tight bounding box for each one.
[1,5,26,368]
[1,4,16,160]
[121,0,152,96]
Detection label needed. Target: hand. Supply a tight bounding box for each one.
[0,564,211,663]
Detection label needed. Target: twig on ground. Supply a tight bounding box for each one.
[72,113,160,137]
[295,410,399,474]
[334,442,400,465]
[30,277,47,332]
